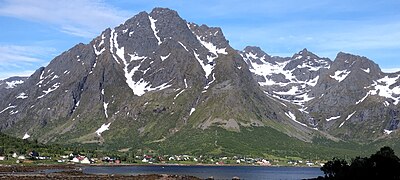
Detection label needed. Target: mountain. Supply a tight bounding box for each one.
[0,8,399,158]
[0,76,28,105]
[241,47,400,142]
[0,76,27,89]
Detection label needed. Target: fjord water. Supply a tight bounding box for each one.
[82,165,323,179]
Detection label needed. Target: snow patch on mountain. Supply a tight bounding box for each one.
[148,16,162,45]
[110,29,172,96]
[384,129,393,135]
[96,123,111,136]
[326,116,341,122]
[285,111,307,127]
[160,53,171,61]
[93,34,106,56]
[178,41,189,51]
[241,50,328,108]
[6,80,24,89]
[361,68,370,73]
[0,105,17,114]
[38,83,60,99]
[368,75,400,105]
[193,51,214,78]
[174,89,185,100]
[356,93,370,105]
[22,133,30,139]
[195,35,227,56]
[103,102,109,118]
[330,70,351,82]
[339,111,357,128]
[16,93,28,99]
[189,108,196,116]
[184,78,188,88]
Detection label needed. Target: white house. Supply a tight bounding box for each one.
[71,157,80,163]
[81,157,91,164]
[12,153,17,158]
[0,156,6,161]
[17,155,26,160]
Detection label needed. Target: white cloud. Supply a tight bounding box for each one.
[382,68,400,73]
[0,45,55,79]
[0,45,55,64]
[0,0,130,38]
[0,70,35,80]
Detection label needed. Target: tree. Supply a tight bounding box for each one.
[369,146,400,179]
[321,158,349,179]
[320,146,400,179]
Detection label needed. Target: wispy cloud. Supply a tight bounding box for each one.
[0,45,56,79]
[225,18,400,61]
[0,0,130,38]
[382,68,400,73]
[0,70,35,80]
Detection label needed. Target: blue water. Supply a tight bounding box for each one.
[82,165,323,180]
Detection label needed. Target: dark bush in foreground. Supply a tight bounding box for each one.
[320,146,400,179]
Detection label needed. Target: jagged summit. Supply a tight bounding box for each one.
[243,46,271,58]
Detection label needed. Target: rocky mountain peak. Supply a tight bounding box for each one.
[150,7,179,16]
[330,52,382,77]
[243,46,270,58]
[240,46,272,66]
[187,23,229,51]
[285,48,331,71]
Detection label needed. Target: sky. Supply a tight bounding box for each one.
[1,0,400,79]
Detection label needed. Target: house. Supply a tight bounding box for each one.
[29,151,39,158]
[306,162,314,167]
[17,155,26,160]
[12,153,17,158]
[0,156,6,161]
[37,156,51,160]
[71,157,80,163]
[81,157,91,164]
[257,159,271,166]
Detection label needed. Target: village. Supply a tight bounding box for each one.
[0,150,325,167]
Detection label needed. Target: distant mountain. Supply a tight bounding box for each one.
[0,76,28,103]
[242,47,400,142]
[0,76,27,89]
[0,8,399,158]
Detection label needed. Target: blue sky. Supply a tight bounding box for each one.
[1,0,400,79]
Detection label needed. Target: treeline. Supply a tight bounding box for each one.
[318,146,400,179]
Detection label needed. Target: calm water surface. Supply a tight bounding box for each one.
[82,165,323,180]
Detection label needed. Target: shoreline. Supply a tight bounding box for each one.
[0,163,322,179]
[88,162,321,168]
[0,164,202,179]
[0,162,322,170]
